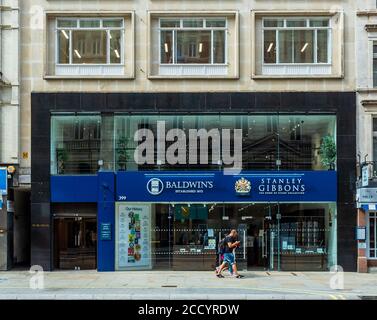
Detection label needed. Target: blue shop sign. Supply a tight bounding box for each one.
[116,171,337,203]
[0,168,7,196]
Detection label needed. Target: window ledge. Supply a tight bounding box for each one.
[357,88,377,93]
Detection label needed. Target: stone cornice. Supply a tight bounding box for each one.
[365,24,377,32]
[361,99,377,107]
[357,10,377,17]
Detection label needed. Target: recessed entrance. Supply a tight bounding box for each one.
[52,203,98,270]
[53,214,97,270]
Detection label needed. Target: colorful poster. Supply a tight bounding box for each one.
[117,204,151,269]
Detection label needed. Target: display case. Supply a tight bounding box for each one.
[172,245,217,271]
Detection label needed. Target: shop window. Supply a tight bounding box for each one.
[270,203,337,270]
[114,114,337,171]
[116,202,336,271]
[51,113,337,174]
[51,115,101,175]
[369,212,377,259]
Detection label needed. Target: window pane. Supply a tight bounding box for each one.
[264,30,276,63]
[160,31,173,63]
[263,19,284,28]
[317,30,328,63]
[79,19,101,28]
[112,114,336,172]
[277,115,336,170]
[160,19,180,28]
[243,115,278,169]
[103,19,123,28]
[72,30,107,64]
[370,217,375,249]
[310,19,329,27]
[373,133,377,163]
[58,30,70,64]
[213,30,225,63]
[374,45,377,87]
[57,19,77,28]
[182,19,203,28]
[109,30,121,64]
[294,30,314,63]
[176,31,210,64]
[206,19,226,28]
[278,30,293,63]
[286,19,307,27]
[51,116,101,175]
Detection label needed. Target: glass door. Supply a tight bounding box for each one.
[53,216,97,270]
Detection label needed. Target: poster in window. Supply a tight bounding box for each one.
[117,204,151,269]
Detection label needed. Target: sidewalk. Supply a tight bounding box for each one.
[0,270,376,300]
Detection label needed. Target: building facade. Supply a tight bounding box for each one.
[355,0,377,273]
[0,0,26,271]
[23,1,357,272]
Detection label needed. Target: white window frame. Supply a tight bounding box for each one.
[373,42,377,88]
[262,17,332,66]
[55,17,125,66]
[367,212,377,259]
[158,17,228,66]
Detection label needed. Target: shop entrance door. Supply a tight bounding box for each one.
[235,203,278,271]
[53,216,97,270]
[243,218,270,270]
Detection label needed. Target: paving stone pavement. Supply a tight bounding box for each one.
[0,270,376,300]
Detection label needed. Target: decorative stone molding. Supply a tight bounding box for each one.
[361,100,377,107]
[358,11,377,17]
[365,24,377,32]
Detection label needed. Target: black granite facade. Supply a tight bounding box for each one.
[31,92,357,271]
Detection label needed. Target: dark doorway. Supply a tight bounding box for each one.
[53,216,97,270]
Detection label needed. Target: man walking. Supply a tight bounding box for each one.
[216,229,244,278]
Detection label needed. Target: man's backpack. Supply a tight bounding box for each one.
[218,237,227,254]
